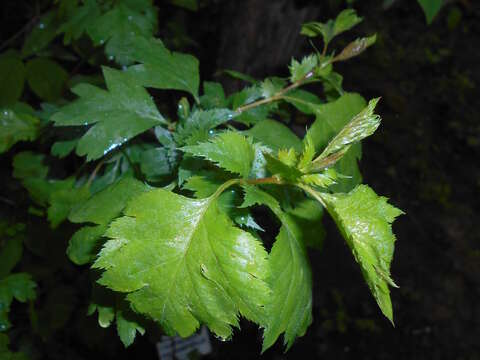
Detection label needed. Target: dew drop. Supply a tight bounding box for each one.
[108,55,114,61]
[208,129,214,135]
[227,113,233,119]
[38,23,45,29]
[3,110,9,116]
[99,39,105,45]
[128,15,133,21]
[240,216,245,222]
[121,65,127,71]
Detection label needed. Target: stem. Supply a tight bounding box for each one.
[87,159,106,187]
[235,71,315,114]
[296,183,327,208]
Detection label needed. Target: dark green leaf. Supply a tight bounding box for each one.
[26,58,68,101]
[0,52,25,107]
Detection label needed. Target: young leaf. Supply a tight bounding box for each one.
[87,0,158,65]
[52,67,165,161]
[281,89,322,115]
[289,55,317,83]
[313,98,381,168]
[182,132,255,178]
[94,185,270,339]
[318,185,404,322]
[123,36,200,100]
[264,152,302,183]
[301,9,362,47]
[333,34,377,62]
[241,186,312,351]
[200,82,227,109]
[306,92,366,191]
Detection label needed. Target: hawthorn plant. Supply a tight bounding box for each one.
[0,1,403,354]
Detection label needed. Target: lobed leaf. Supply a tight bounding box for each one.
[52,67,165,161]
[94,186,270,339]
[319,185,404,322]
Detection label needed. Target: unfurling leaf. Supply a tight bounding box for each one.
[301,9,362,47]
[289,55,317,83]
[334,34,377,62]
[312,98,381,171]
[94,185,270,339]
[318,185,404,322]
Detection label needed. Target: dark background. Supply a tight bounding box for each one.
[1,0,479,359]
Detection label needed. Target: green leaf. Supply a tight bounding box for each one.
[289,55,317,83]
[138,147,179,182]
[241,186,312,351]
[69,177,150,225]
[47,179,90,228]
[314,98,381,166]
[87,0,158,65]
[319,185,403,323]
[287,199,325,249]
[200,82,227,109]
[264,152,302,182]
[94,185,270,339]
[0,52,25,107]
[182,132,255,178]
[0,104,39,154]
[417,0,443,24]
[220,69,257,84]
[230,85,273,125]
[0,238,23,278]
[282,89,322,115]
[123,36,200,100]
[260,77,286,98]
[51,139,78,158]
[245,119,302,153]
[306,92,366,192]
[175,108,236,145]
[58,0,101,44]
[12,151,48,180]
[116,309,146,347]
[301,9,362,47]
[67,177,150,265]
[26,58,68,101]
[67,224,108,266]
[52,67,165,161]
[0,273,36,332]
[22,11,60,57]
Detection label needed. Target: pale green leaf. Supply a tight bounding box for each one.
[241,186,312,351]
[319,185,404,323]
[52,67,165,161]
[26,58,68,101]
[182,132,255,179]
[315,98,381,163]
[306,92,366,191]
[116,309,146,347]
[94,186,270,339]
